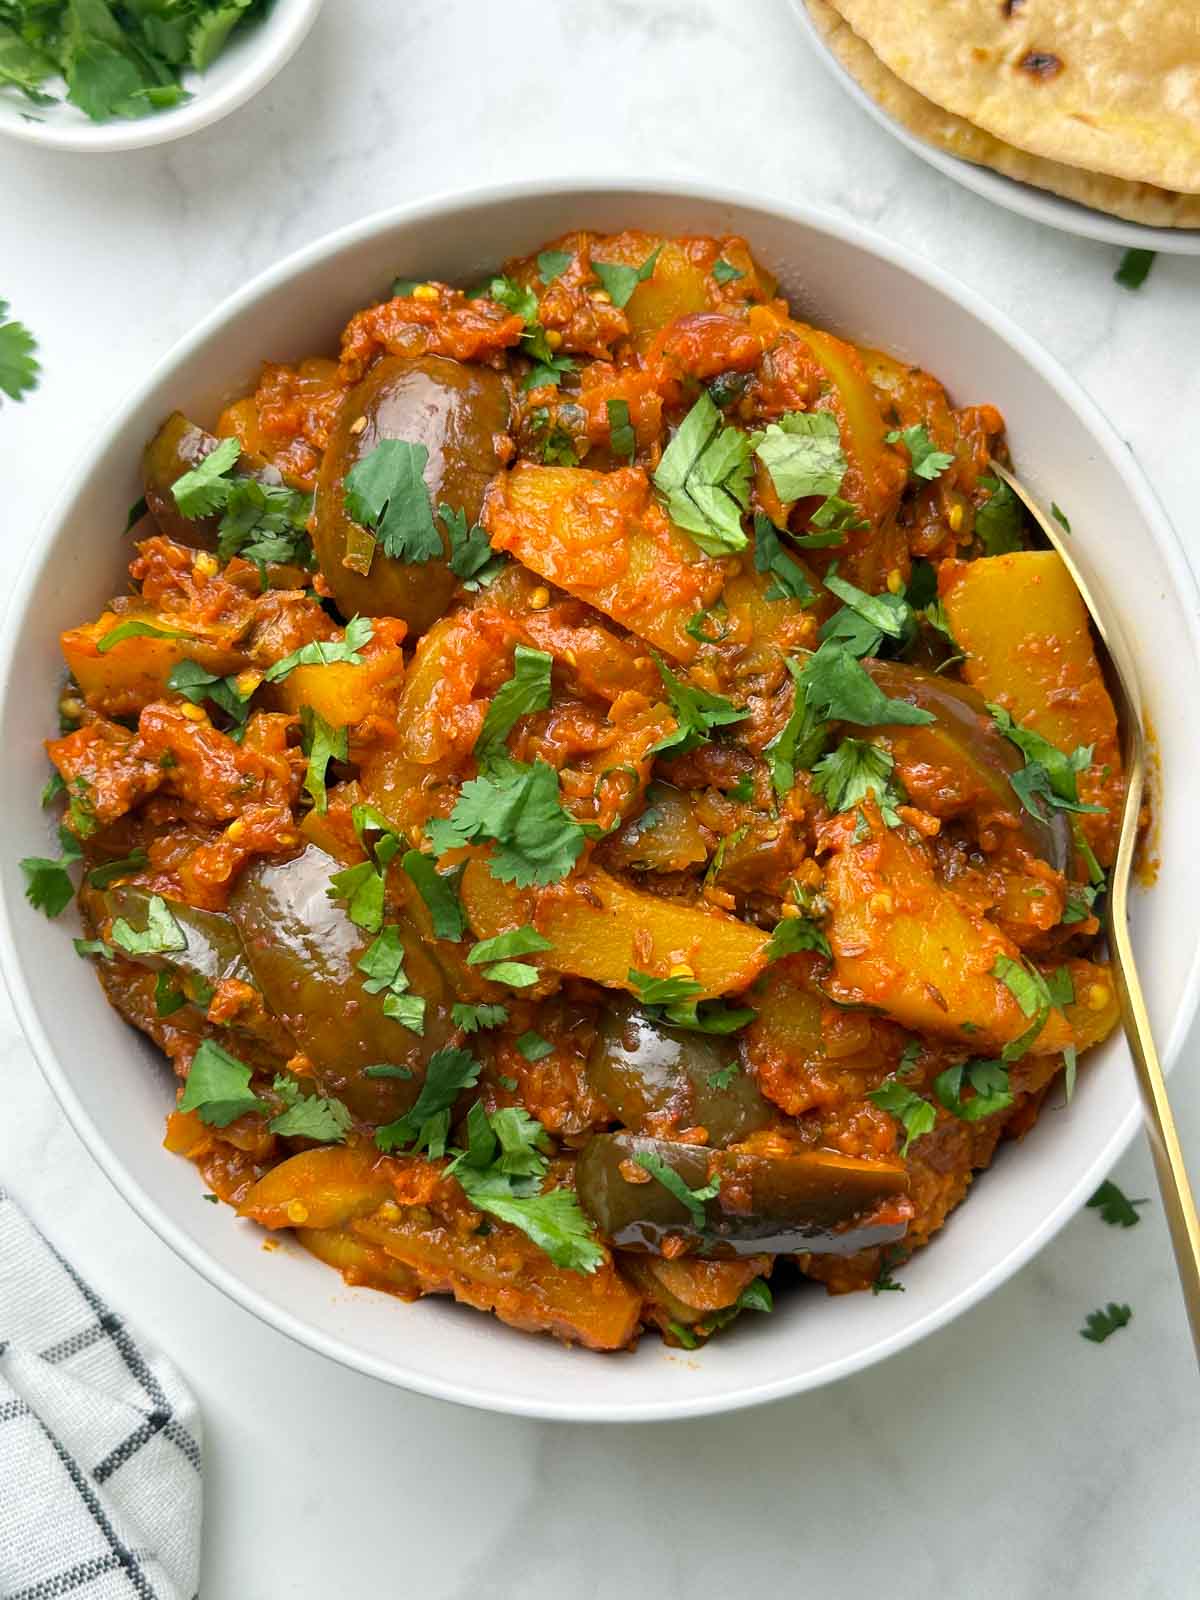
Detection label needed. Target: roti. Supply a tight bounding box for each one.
[807,0,1200,228]
[822,0,1200,194]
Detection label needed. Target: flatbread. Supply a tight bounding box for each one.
[807,0,1200,228]
[821,0,1200,195]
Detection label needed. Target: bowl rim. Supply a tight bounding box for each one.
[4,176,1199,1421]
[0,0,324,153]
[788,0,1200,256]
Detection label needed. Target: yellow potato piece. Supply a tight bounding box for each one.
[62,610,244,718]
[238,1146,394,1231]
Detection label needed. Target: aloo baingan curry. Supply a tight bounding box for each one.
[31,230,1122,1350]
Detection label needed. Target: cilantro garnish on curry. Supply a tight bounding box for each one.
[28,229,1125,1352]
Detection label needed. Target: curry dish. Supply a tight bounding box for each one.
[36,229,1123,1351]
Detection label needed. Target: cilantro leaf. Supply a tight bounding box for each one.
[707,1061,740,1090]
[653,391,753,555]
[989,706,1105,822]
[489,274,576,387]
[428,760,586,888]
[667,1275,773,1346]
[215,477,313,568]
[933,1058,1013,1122]
[628,969,703,1008]
[363,1063,414,1080]
[627,968,755,1034]
[97,618,189,653]
[711,258,744,284]
[796,640,935,730]
[401,849,466,941]
[263,616,373,683]
[649,654,747,757]
[343,439,442,564]
[765,915,831,961]
[812,738,904,826]
[168,659,254,729]
[74,937,116,963]
[375,1046,481,1156]
[886,424,954,482]
[179,1040,265,1128]
[822,573,913,654]
[764,657,831,796]
[327,860,385,934]
[805,495,868,539]
[20,851,77,918]
[868,1078,937,1155]
[1087,1180,1147,1228]
[592,245,661,308]
[268,1076,353,1144]
[606,398,636,461]
[537,249,573,283]
[455,1166,604,1274]
[110,894,188,957]
[451,1002,510,1033]
[1052,502,1072,535]
[466,926,553,965]
[752,411,846,501]
[300,707,348,815]
[475,645,553,770]
[171,436,241,517]
[633,1151,719,1231]
[975,475,1024,556]
[0,299,39,404]
[516,1030,554,1062]
[1115,249,1154,290]
[1080,1302,1132,1343]
[441,502,504,589]
[154,971,186,1018]
[478,960,540,989]
[753,514,816,604]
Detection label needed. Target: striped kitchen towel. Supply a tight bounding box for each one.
[0,1188,202,1600]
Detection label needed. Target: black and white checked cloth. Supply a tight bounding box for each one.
[0,1189,202,1600]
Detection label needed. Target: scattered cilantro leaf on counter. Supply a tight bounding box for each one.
[711,258,744,284]
[375,1045,482,1157]
[300,706,347,815]
[592,245,661,308]
[606,398,636,461]
[886,424,954,482]
[517,1030,554,1062]
[268,1076,353,1144]
[452,1002,510,1034]
[110,893,188,957]
[343,439,443,564]
[97,618,189,653]
[1080,1302,1132,1343]
[427,760,586,888]
[988,706,1105,822]
[649,653,747,757]
[169,659,254,729]
[753,514,816,604]
[179,1040,265,1128]
[401,850,466,942]
[441,503,505,590]
[0,299,39,403]
[653,390,753,556]
[933,1058,1013,1122]
[765,915,831,962]
[171,436,241,516]
[263,616,373,683]
[86,849,149,890]
[74,936,115,962]
[753,410,847,502]
[537,250,572,283]
[1115,249,1154,290]
[868,1078,937,1155]
[812,739,904,827]
[633,1152,719,1232]
[474,645,553,771]
[1087,1180,1147,1228]
[974,475,1024,555]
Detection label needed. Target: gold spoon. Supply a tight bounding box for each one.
[990,459,1200,1360]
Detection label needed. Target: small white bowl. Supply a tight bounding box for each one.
[790,0,1200,255]
[4,180,1199,1421]
[0,0,324,153]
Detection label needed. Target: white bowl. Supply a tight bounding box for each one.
[0,0,323,153]
[3,180,1198,1422]
[790,0,1200,256]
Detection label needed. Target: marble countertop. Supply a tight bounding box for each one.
[2,2,1198,1593]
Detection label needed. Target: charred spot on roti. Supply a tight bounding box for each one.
[1018,51,1064,79]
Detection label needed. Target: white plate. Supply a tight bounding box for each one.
[0,0,323,153]
[792,0,1200,255]
[3,179,1199,1422]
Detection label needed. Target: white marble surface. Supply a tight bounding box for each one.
[2,2,1199,1594]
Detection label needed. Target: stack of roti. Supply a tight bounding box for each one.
[806,0,1200,228]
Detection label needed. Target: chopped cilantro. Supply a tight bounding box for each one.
[467,926,552,965]
[300,707,347,815]
[537,249,573,283]
[805,495,868,538]
[728,774,755,802]
[592,245,661,308]
[752,410,847,502]
[1087,1180,1147,1228]
[489,274,576,389]
[475,645,553,771]
[606,398,636,461]
[74,937,115,962]
[653,391,753,556]
[171,436,241,516]
[179,1040,264,1128]
[363,1063,414,1080]
[707,1061,740,1090]
[40,770,65,808]
[375,1045,481,1157]
[973,475,1024,555]
[649,654,747,757]
[358,924,425,1034]
[764,657,830,796]
[868,1078,936,1155]
[441,503,505,590]
[452,1002,510,1034]
[632,1151,719,1231]
[685,606,732,644]
[401,850,466,941]
[343,439,443,564]
[429,760,586,888]
[168,659,254,728]
[97,618,188,653]
[153,971,186,1018]
[933,1058,1013,1122]
[1051,502,1072,535]
[765,915,831,961]
[20,837,80,919]
[822,573,913,655]
[667,1276,772,1346]
[711,258,744,284]
[263,616,373,683]
[886,424,954,482]
[627,968,754,1034]
[268,1076,353,1144]
[516,1030,554,1062]
[0,299,39,404]
[795,639,935,731]
[1115,249,1154,290]
[1080,1302,1132,1343]
[110,894,187,958]
[753,515,816,605]
[812,738,904,826]
[989,706,1104,822]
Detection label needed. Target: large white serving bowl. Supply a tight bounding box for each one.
[0,0,323,153]
[3,180,1198,1422]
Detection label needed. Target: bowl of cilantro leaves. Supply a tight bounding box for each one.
[0,0,324,151]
